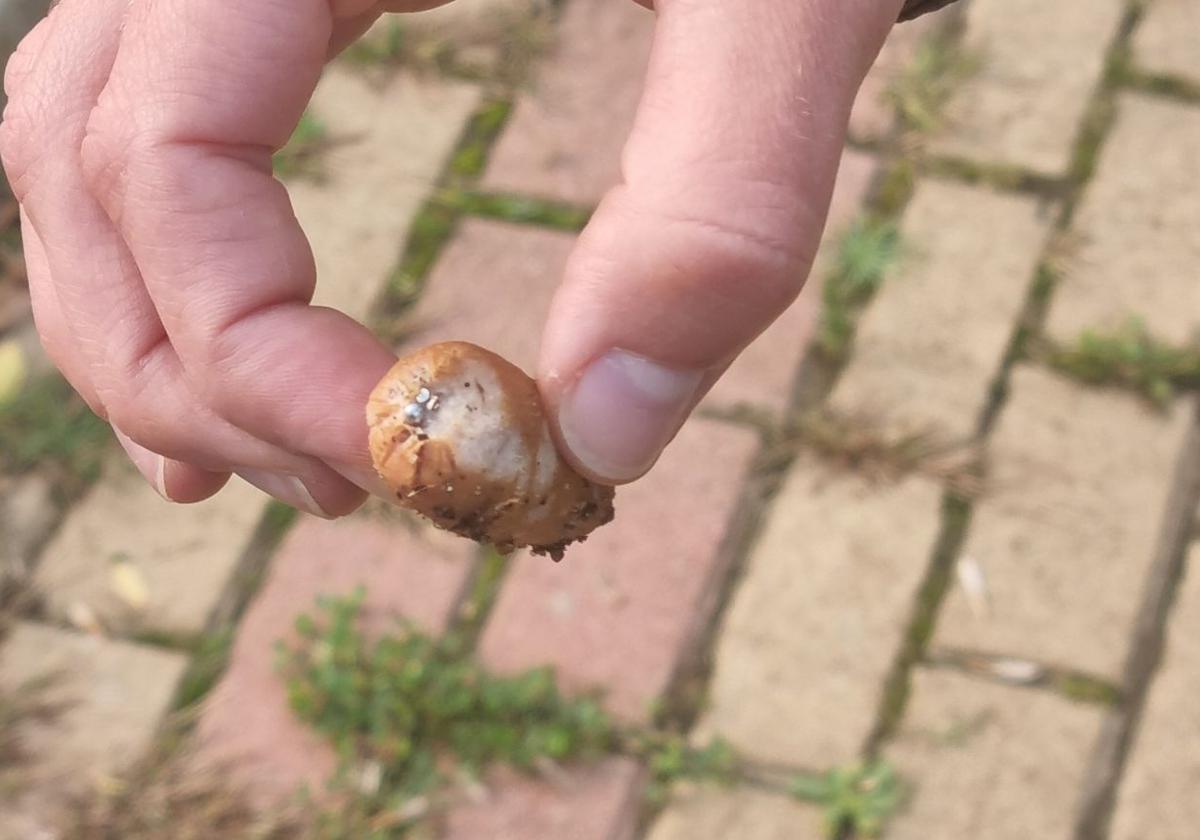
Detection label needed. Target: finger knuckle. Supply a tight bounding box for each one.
[4,26,42,101]
[79,100,138,204]
[662,208,814,312]
[0,99,40,199]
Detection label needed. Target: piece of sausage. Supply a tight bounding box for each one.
[367,342,615,560]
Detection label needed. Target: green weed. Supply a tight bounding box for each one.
[817,219,901,361]
[1042,319,1200,407]
[790,761,906,839]
[278,591,612,830]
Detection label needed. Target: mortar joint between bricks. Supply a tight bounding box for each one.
[923,646,1123,706]
[1074,399,1200,839]
[862,0,1151,764]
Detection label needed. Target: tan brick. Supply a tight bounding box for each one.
[1132,0,1200,84]
[935,368,1190,677]
[480,0,654,203]
[0,622,187,836]
[932,0,1125,175]
[831,180,1050,445]
[645,785,824,840]
[1111,544,1200,840]
[694,457,942,767]
[296,66,480,322]
[1045,95,1200,346]
[0,472,55,568]
[886,670,1102,840]
[35,465,265,637]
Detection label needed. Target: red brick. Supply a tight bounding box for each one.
[195,512,475,804]
[480,0,654,204]
[441,757,643,840]
[406,221,573,372]
[704,149,878,416]
[477,418,759,723]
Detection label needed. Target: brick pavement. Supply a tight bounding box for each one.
[2,0,1200,838]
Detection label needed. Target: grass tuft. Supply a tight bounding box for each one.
[1041,319,1200,408]
[817,219,901,362]
[790,761,905,839]
[886,36,981,136]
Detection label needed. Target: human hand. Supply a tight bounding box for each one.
[0,0,902,517]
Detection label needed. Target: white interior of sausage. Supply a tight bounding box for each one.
[421,358,529,486]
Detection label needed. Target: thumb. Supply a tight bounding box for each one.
[538,0,903,484]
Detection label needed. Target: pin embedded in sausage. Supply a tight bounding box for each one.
[367,342,616,560]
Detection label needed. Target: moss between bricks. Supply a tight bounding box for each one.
[1039,320,1200,408]
[865,492,972,755]
[442,189,592,232]
[921,155,1065,199]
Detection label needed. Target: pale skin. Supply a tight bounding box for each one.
[1,0,904,517]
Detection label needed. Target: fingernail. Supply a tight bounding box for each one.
[239,468,332,519]
[558,349,705,482]
[115,432,171,501]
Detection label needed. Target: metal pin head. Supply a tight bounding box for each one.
[404,402,425,424]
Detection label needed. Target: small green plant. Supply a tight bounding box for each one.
[790,761,905,839]
[0,373,110,496]
[637,734,737,805]
[1043,319,1200,407]
[817,219,901,361]
[886,37,981,135]
[274,111,333,182]
[278,591,612,830]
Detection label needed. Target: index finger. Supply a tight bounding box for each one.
[80,0,397,481]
